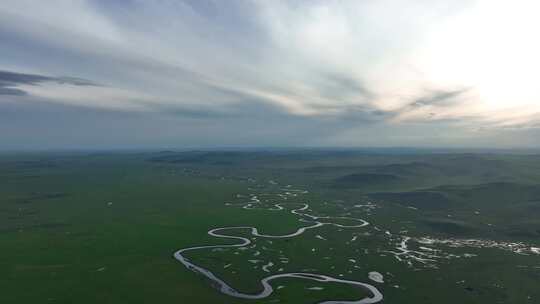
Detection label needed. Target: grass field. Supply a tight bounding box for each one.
[1,150,539,303]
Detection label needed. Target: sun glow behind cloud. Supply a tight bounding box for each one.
[255,0,540,126]
[416,0,540,120]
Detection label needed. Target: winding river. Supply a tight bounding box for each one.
[173,203,383,304]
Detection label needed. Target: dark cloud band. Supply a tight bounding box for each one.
[0,70,99,96]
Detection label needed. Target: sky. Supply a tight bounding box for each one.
[1,0,540,150]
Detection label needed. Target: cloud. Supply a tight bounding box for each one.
[0,87,26,96]
[409,88,470,108]
[0,0,539,149]
[0,69,99,96]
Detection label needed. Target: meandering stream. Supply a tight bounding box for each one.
[173,203,383,303]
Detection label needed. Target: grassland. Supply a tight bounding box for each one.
[1,150,540,303]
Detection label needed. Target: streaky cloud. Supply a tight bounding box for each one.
[0,69,99,96]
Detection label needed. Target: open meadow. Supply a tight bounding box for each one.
[2,150,540,303]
